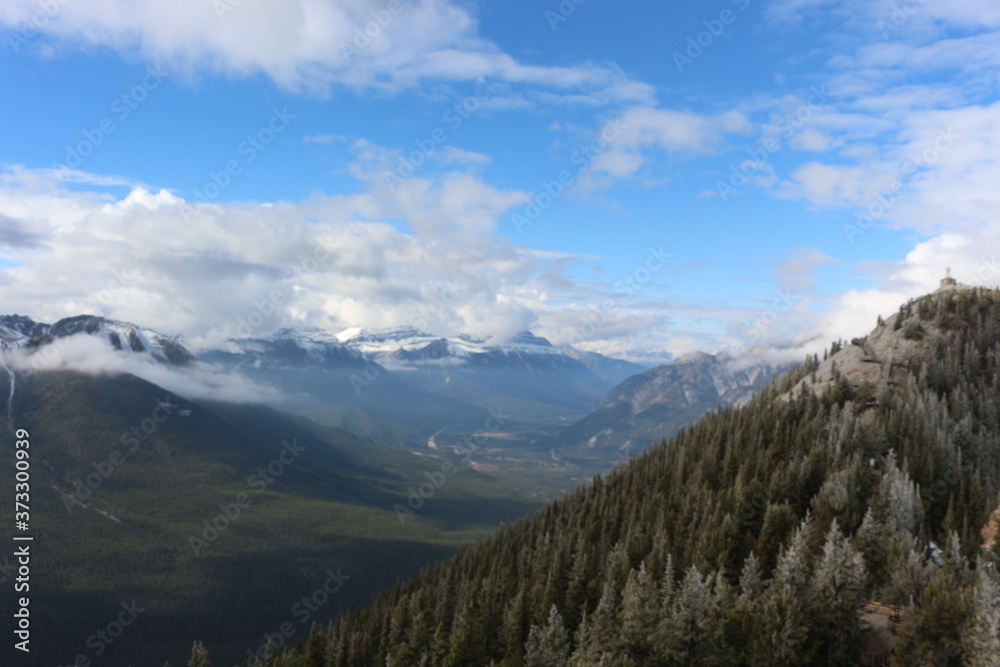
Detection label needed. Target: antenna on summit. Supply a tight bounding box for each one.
[940,267,957,290]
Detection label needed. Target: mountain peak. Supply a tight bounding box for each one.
[505,331,554,348]
[674,350,716,365]
[785,285,1000,401]
[334,326,428,344]
[1,313,194,365]
[51,315,195,365]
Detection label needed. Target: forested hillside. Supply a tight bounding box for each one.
[0,371,545,666]
[195,287,1000,666]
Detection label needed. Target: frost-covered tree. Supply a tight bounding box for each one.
[525,605,569,667]
[810,520,867,664]
[877,451,923,536]
[964,563,1000,667]
[620,562,657,658]
[754,523,813,664]
[187,641,210,667]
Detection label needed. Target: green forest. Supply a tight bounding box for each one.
[192,288,1000,666]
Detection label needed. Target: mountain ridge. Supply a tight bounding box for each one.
[243,285,1000,666]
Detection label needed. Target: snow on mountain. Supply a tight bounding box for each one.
[48,315,195,364]
[214,327,366,368]
[0,314,49,350]
[336,327,574,365]
[0,314,194,364]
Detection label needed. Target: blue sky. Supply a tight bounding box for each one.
[1,0,999,362]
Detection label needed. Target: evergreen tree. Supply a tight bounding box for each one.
[187,641,211,667]
[524,605,569,667]
[810,520,866,664]
[877,451,923,536]
[896,535,974,666]
[964,563,1000,666]
[754,523,813,665]
[619,562,657,659]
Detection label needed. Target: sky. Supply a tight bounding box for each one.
[1,0,999,364]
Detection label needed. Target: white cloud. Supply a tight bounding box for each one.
[778,102,1000,236]
[0,0,653,104]
[775,248,836,293]
[0,161,684,359]
[5,334,275,403]
[578,107,752,190]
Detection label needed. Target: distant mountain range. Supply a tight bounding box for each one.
[0,310,792,665]
[2,313,778,473]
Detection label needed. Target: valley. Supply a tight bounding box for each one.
[0,312,776,664]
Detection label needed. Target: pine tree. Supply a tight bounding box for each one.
[446,600,486,665]
[500,589,528,665]
[303,622,324,667]
[728,553,763,664]
[619,562,657,659]
[810,520,867,665]
[963,563,1000,666]
[875,451,924,536]
[524,605,569,667]
[187,641,211,667]
[754,523,813,665]
[659,565,710,663]
[896,534,974,666]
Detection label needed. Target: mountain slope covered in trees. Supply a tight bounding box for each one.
[241,286,1000,666]
[0,371,548,666]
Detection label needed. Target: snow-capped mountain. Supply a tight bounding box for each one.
[198,326,634,444]
[332,326,626,374]
[211,327,368,369]
[0,314,194,364]
[0,314,49,350]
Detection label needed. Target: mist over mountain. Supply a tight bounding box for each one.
[0,314,193,363]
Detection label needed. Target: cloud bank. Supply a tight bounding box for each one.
[5,334,276,403]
